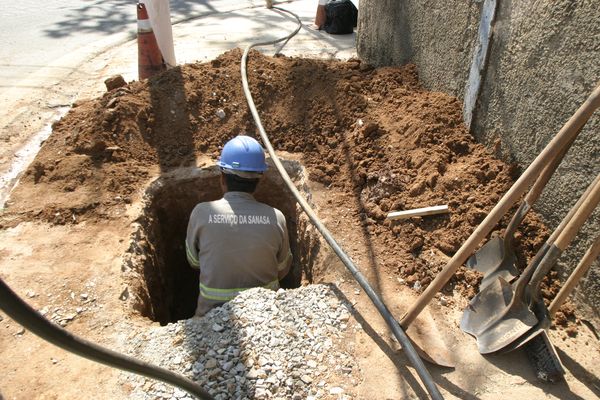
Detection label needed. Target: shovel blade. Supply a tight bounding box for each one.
[475,308,538,354]
[461,277,539,354]
[498,304,552,354]
[461,277,513,337]
[389,289,455,368]
[479,252,518,289]
[467,236,519,290]
[467,236,505,274]
[405,316,455,368]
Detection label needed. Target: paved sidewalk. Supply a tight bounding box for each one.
[93,0,356,88]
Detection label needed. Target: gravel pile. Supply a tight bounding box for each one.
[122,284,360,400]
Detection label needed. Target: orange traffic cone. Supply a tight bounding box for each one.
[137,2,166,80]
[314,0,327,30]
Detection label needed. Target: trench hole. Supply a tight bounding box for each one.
[125,160,324,325]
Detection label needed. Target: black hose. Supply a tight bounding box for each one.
[240,6,444,400]
[0,278,214,400]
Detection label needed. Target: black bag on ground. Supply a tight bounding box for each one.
[324,0,358,35]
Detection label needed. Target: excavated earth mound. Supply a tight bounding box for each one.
[3,49,567,307]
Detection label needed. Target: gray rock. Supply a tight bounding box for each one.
[221,361,233,371]
[118,285,359,400]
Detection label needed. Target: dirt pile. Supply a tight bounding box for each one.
[3,48,573,324]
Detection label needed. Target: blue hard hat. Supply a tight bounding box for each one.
[217,136,268,172]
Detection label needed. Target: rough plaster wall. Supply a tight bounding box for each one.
[357,0,600,327]
[357,0,480,96]
[473,0,600,327]
[357,0,413,66]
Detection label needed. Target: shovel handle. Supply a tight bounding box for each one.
[513,174,600,302]
[504,201,531,241]
[402,84,600,327]
[549,235,600,316]
[524,127,580,205]
[507,152,600,282]
[528,174,600,294]
[548,174,600,244]
[553,175,600,250]
[502,130,579,251]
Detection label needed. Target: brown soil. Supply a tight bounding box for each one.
[2,49,554,296]
[3,51,546,284]
[1,49,596,399]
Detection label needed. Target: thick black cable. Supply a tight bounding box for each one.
[0,278,213,400]
[240,6,444,400]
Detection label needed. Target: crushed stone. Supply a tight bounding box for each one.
[121,284,360,400]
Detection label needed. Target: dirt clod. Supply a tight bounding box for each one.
[104,74,127,91]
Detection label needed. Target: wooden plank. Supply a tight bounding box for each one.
[386,205,449,220]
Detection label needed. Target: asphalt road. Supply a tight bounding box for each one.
[0,0,262,108]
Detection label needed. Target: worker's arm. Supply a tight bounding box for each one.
[185,241,200,269]
[275,210,292,280]
[185,206,201,270]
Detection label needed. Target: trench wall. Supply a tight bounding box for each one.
[357,0,600,325]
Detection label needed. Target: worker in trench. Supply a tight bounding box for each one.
[185,135,293,316]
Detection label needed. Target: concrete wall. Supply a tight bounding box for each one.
[357,0,480,96]
[358,0,600,326]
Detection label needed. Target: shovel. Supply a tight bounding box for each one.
[460,174,600,354]
[466,130,580,290]
[510,232,600,352]
[401,84,600,328]
[460,173,598,340]
[504,234,600,382]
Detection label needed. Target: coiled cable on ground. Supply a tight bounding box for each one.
[240,6,444,400]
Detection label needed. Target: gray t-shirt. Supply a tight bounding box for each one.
[185,191,292,315]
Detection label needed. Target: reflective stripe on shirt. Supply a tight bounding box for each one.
[185,241,200,267]
[199,280,280,301]
[278,251,292,271]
